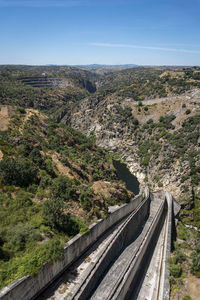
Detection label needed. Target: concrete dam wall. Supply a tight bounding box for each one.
[0,189,147,300]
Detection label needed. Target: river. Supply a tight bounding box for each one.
[113,160,140,195]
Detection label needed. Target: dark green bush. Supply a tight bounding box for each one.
[185,109,191,115]
[0,158,38,187]
[0,223,41,255]
[173,249,187,264]
[29,148,43,166]
[79,189,93,211]
[39,174,52,189]
[42,157,56,177]
[50,176,73,199]
[43,196,65,229]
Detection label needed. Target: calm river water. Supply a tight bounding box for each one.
[113,160,140,195]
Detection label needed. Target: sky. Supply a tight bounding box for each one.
[0,0,200,65]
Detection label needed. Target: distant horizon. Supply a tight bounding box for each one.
[0,63,199,67]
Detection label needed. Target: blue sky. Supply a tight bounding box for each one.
[0,0,200,65]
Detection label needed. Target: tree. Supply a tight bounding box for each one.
[43,197,65,229]
[50,176,73,199]
[0,158,37,187]
[29,148,43,166]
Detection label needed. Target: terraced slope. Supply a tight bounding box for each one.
[0,65,97,111]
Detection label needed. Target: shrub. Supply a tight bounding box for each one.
[177,223,189,240]
[16,107,26,114]
[0,223,41,255]
[64,215,89,236]
[147,118,153,124]
[29,148,43,166]
[39,174,52,189]
[190,246,200,275]
[132,117,139,126]
[185,109,191,115]
[0,158,38,187]
[169,264,182,278]
[173,249,187,264]
[42,157,56,177]
[50,176,73,199]
[43,196,65,229]
[79,190,93,211]
[182,296,192,300]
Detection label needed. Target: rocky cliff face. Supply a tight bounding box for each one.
[62,89,200,214]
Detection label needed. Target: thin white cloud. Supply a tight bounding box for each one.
[89,42,200,55]
[0,0,88,7]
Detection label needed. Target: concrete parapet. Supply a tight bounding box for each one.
[0,189,145,300]
[160,191,173,300]
[72,192,151,300]
[112,195,167,300]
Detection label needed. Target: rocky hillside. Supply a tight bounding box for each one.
[59,68,200,299]
[0,105,133,289]
[1,66,200,114]
[0,65,200,298]
[94,66,200,100]
[65,89,200,204]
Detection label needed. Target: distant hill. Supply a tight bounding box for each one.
[0,65,98,111]
[72,64,139,74]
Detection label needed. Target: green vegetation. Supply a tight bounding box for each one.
[1,65,200,293]
[168,243,187,289]
[0,158,38,187]
[0,65,96,113]
[182,296,192,300]
[190,245,200,276]
[185,109,191,115]
[95,67,200,100]
[0,108,132,289]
